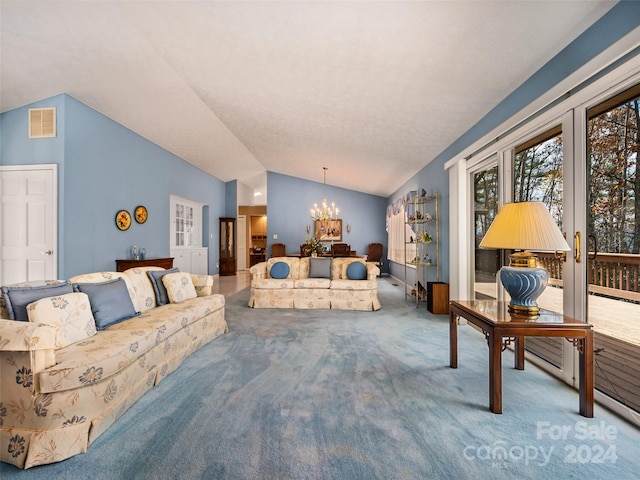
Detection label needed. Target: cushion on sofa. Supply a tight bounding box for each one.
[38,328,159,393]
[346,261,367,280]
[73,278,138,330]
[108,294,225,340]
[266,257,300,279]
[69,271,138,310]
[124,266,164,312]
[251,278,296,289]
[162,272,197,303]
[270,261,290,279]
[329,279,377,290]
[1,281,74,321]
[147,268,179,306]
[309,257,332,278]
[38,291,226,394]
[298,257,310,278]
[294,278,331,289]
[330,258,368,280]
[27,292,97,349]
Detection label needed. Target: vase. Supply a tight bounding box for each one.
[311,252,317,257]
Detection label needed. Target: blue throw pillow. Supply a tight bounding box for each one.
[148,268,178,305]
[1,281,73,321]
[147,268,179,306]
[346,261,367,280]
[73,278,138,330]
[270,261,290,279]
[309,257,332,278]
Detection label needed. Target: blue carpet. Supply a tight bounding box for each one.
[2,278,640,479]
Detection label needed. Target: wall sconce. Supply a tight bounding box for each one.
[346,223,351,234]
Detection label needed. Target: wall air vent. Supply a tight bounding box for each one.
[29,107,56,138]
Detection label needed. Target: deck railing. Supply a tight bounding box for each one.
[537,252,640,303]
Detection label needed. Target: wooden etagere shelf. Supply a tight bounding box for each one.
[404,191,440,308]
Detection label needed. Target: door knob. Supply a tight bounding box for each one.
[40,249,53,256]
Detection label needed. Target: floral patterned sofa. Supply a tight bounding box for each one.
[248,256,381,310]
[0,267,227,469]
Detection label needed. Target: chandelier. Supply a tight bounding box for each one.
[310,167,339,221]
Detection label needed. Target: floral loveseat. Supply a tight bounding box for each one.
[248,256,381,310]
[0,267,227,469]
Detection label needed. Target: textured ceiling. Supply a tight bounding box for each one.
[1,1,616,198]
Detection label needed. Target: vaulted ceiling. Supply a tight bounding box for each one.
[1,1,616,198]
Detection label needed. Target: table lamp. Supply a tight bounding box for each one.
[479,201,571,315]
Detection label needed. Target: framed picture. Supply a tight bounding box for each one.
[134,205,148,224]
[115,210,132,231]
[315,219,342,242]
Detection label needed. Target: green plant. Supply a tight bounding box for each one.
[302,236,324,256]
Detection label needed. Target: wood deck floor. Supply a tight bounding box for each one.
[475,282,640,346]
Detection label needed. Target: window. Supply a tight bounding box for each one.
[514,126,563,224]
[387,207,405,265]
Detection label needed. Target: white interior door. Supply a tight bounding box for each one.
[237,215,247,270]
[0,165,57,284]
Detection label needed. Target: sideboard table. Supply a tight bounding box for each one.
[449,300,594,417]
[115,257,174,272]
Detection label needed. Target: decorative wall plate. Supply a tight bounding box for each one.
[115,210,132,231]
[134,205,148,224]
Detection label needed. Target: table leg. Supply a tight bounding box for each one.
[450,310,458,368]
[579,331,594,418]
[515,336,525,370]
[488,330,502,414]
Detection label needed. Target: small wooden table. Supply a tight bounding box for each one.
[449,300,594,417]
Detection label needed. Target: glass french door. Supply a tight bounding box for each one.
[473,165,500,300]
[585,86,640,414]
[513,126,566,370]
[468,78,640,421]
[471,116,576,383]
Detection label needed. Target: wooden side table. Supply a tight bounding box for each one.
[449,300,594,417]
[115,257,174,272]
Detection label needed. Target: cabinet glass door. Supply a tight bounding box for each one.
[219,217,236,276]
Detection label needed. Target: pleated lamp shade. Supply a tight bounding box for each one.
[479,201,570,252]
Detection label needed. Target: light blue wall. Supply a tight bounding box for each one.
[267,172,388,264]
[1,94,226,278]
[225,180,238,218]
[388,161,449,287]
[3,2,638,283]
[1,95,69,274]
[0,95,67,166]
[388,0,640,287]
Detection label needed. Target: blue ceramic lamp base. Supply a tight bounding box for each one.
[500,263,549,316]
